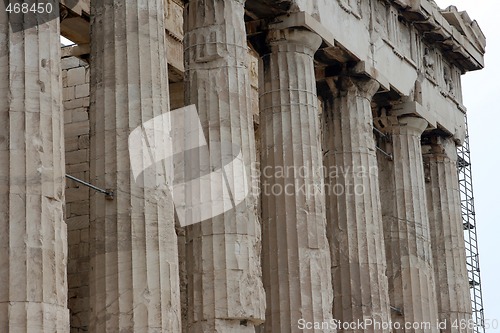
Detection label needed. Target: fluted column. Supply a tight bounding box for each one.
[423,137,472,332]
[0,4,70,332]
[322,77,391,332]
[378,116,439,332]
[89,0,181,332]
[184,1,266,332]
[260,28,334,333]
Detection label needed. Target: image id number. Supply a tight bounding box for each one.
[5,2,53,14]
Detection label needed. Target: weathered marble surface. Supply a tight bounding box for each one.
[183,0,266,332]
[323,76,391,332]
[424,137,473,333]
[89,0,181,331]
[260,28,334,333]
[378,116,440,332]
[0,4,70,332]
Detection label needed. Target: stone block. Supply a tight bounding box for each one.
[79,243,89,257]
[72,108,89,122]
[65,121,90,138]
[80,228,89,242]
[78,135,90,149]
[61,57,81,70]
[65,187,89,203]
[64,108,72,124]
[63,86,75,101]
[65,137,79,152]
[68,230,81,245]
[67,67,87,86]
[65,149,88,165]
[66,162,89,174]
[69,201,89,217]
[63,97,90,110]
[66,215,90,231]
[75,83,90,99]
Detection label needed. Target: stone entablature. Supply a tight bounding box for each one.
[246,0,485,143]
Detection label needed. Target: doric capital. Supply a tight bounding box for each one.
[328,75,380,101]
[266,28,322,55]
[398,116,428,135]
[381,116,428,136]
[422,136,458,161]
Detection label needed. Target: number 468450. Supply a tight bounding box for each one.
[5,2,53,14]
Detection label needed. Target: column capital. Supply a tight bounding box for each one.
[266,28,322,55]
[327,75,380,100]
[422,136,458,161]
[381,115,428,136]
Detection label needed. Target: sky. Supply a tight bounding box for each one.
[434,0,500,330]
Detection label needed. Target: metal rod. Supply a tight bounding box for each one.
[65,174,114,198]
[376,146,393,161]
[372,126,388,139]
[390,306,403,315]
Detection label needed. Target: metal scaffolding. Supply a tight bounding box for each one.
[457,115,485,333]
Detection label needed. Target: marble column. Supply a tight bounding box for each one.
[0,3,70,332]
[184,1,266,332]
[378,116,439,332]
[89,0,181,331]
[322,77,391,332]
[423,137,472,332]
[260,28,334,333]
